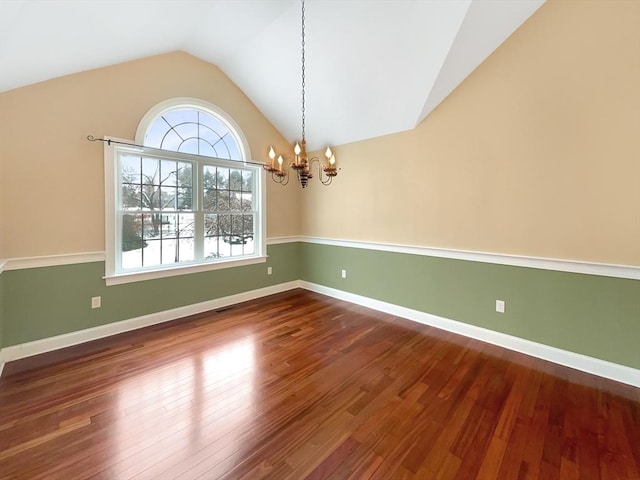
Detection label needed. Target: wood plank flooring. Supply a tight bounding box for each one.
[1,289,638,479]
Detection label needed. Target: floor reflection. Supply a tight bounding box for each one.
[111,337,256,479]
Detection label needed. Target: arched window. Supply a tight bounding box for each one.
[135,98,249,160]
[104,98,265,285]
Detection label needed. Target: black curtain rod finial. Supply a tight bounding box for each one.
[87,135,110,145]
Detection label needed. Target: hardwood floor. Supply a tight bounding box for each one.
[0,289,638,479]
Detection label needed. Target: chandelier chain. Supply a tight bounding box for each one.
[301,0,306,141]
[264,0,337,188]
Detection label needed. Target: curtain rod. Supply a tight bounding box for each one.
[86,135,267,168]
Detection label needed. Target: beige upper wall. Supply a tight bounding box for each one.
[1,0,638,265]
[0,52,300,259]
[301,0,640,266]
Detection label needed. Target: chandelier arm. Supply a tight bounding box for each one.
[321,176,332,186]
[309,156,331,186]
[308,156,320,177]
[271,170,289,185]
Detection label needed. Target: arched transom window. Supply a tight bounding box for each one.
[143,108,243,160]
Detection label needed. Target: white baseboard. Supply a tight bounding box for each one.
[300,281,640,388]
[2,279,637,389]
[0,281,302,364]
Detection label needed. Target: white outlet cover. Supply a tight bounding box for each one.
[267,266,272,275]
[341,269,347,278]
[496,300,505,313]
[91,296,101,309]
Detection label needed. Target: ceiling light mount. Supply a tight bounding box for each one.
[264,0,338,188]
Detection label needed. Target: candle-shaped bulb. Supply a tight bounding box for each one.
[330,154,336,166]
[294,142,301,155]
[325,147,333,159]
[277,155,284,167]
[268,146,276,160]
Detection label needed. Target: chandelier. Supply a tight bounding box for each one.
[264,0,338,188]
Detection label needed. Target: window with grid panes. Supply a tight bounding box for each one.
[104,98,265,285]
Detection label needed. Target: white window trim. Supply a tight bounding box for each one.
[103,99,266,286]
[104,256,267,286]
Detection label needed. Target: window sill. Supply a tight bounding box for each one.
[104,255,267,286]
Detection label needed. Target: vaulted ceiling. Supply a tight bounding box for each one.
[0,0,545,151]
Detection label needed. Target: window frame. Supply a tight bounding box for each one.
[104,99,266,286]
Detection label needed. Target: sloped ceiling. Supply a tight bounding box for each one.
[0,0,545,151]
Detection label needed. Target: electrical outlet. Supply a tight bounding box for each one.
[267,266,273,275]
[91,296,101,309]
[496,300,505,313]
[341,269,347,279]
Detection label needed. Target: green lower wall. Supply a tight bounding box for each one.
[2,241,639,371]
[300,243,640,370]
[1,243,300,347]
